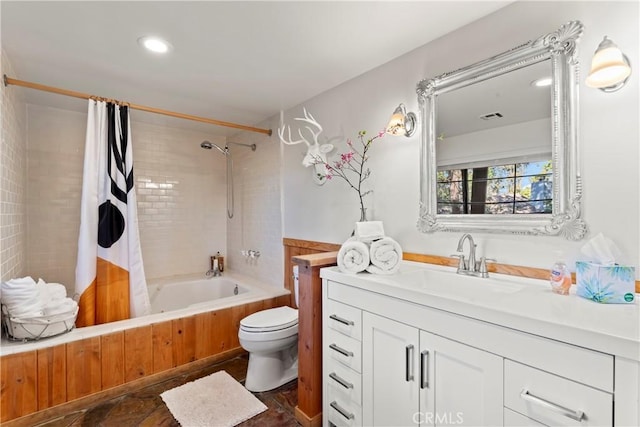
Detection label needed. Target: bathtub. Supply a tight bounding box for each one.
[149,277,249,314]
[1,271,289,356]
[0,271,291,422]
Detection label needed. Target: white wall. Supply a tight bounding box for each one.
[438,118,551,168]
[277,1,639,275]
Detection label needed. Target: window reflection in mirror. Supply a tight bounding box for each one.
[437,159,552,214]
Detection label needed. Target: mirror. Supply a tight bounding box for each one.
[417,21,587,240]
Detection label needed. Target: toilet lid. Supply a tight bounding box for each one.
[240,306,298,332]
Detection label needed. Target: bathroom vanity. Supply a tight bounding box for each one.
[321,261,639,426]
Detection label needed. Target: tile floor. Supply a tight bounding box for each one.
[35,355,300,426]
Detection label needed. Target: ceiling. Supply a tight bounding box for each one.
[1,1,511,136]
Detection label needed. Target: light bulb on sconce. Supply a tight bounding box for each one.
[386,103,417,137]
[585,36,632,92]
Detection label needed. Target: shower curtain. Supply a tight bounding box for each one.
[75,100,150,327]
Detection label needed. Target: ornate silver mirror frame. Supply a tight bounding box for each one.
[417,21,587,240]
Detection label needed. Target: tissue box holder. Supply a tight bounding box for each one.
[576,262,635,304]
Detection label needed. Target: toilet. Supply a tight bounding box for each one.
[238,267,299,392]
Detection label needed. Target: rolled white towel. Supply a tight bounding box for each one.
[338,238,371,274]
[366,237,403,275]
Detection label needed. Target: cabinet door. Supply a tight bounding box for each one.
[419,331,503,427]
[363,312,420,427]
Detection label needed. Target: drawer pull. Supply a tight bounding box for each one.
[420,350,429,389]
[330,314,354,326]
[405,344,414,382]
[520,389,585,422]
[330,343,354,357]
[330,400,355,420]
[329,372,354,389]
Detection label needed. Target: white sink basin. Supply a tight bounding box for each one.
[367,263,529,300]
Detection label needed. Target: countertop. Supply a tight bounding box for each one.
[320,261,640,361]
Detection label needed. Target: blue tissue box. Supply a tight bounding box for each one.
[575,261,635,304]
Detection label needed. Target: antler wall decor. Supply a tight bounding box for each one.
[278,108,334,185]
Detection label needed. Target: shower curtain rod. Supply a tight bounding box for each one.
[3,75,273,136]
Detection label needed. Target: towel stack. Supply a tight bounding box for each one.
[1,277,77,319]
[337,221,403,275]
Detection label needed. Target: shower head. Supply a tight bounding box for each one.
[200,141,228,155]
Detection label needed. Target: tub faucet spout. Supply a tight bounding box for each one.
[206,267,222,277]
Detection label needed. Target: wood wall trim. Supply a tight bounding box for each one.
[2,348,246,427]
[292,251,339,268]
[283,238,340,253]
[284,238,640,293]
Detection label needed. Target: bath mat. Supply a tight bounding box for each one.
[160,370,267,426]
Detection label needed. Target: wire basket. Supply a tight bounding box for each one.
[1,304,78,341]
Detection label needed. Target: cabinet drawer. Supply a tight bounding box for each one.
[326,298,362,341]
[327,360,362,406]
[327,388,362,427]
[327,328,362,373]
[504,408,546,426]
[504,360,612,426]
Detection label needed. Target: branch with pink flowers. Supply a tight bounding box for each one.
[313,129,385,216]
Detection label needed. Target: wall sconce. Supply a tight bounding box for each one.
[585,36,632,92]
[386,103,417,137]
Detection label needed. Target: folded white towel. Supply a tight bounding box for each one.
[338,238,371,274]
[354,221,385,243]
[43,298,78,316]
[38,281,68,301]
[1,276,71,319]
[367,237,403,275]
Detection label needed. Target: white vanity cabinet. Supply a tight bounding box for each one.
[321,264,639,427]
[362,312,503,426]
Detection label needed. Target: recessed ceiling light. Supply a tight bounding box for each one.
[138,36,171,54]
[531,77,552,87]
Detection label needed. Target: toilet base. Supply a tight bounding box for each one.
[244,345,298,392]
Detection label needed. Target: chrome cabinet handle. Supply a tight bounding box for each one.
[420,350,429,389]
[406,344,414,382]
[329,314,354,326]
[520,389,585,422]
[329,372,354,390]
[330,400,355,420]
[329,343,354,358]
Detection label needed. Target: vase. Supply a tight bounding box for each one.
[359,207,368,222]
[351,207,369,237]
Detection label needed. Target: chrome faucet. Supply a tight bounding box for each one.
[451,233,496,278]
[456,233,477,272]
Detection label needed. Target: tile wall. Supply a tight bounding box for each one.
[227,128,284,289]
[0,51,27,281]
[25,104,227,294]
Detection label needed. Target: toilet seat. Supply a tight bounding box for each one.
[240,306,298,333]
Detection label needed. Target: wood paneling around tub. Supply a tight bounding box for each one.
[0,295,290,423]
[36,344,66,410]
[0,351,37,421]
[100,332,125,389]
